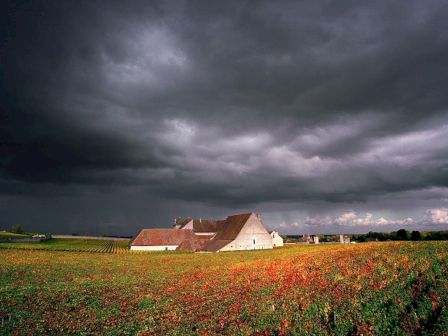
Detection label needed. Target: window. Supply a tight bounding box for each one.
[253,239,256,244]
[165,247,168,251]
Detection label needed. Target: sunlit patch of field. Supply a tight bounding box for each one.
[1,242,447,335]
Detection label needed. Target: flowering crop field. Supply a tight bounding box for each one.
[1,242,447,335]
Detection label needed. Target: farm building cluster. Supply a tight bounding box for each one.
[130,212,284,252]
[285,234,351,244]
[302,234,350,244]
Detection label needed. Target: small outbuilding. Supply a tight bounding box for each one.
[269,231,284,247]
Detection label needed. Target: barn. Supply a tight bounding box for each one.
[128,228,209,251]
[130,212,282,252]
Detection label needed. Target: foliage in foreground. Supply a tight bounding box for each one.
[0,242,447,335]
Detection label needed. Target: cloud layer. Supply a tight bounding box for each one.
[1,1,448,234]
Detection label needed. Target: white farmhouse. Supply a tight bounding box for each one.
[130,212,280,252]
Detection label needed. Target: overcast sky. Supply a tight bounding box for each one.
[1,0,448,235]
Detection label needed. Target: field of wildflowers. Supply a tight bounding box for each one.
[0,242,447,335]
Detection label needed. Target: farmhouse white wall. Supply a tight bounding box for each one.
[130,245,178,251]
[220,214,273,251]
[271,231,284,247]
[181,221,193,230]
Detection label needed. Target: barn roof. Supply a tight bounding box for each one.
[177,235,211,251]
[203,213,254,252]
[204,239,233,252]
[212,213,253,241]
[130,228,195,246]
[191,219,225,233]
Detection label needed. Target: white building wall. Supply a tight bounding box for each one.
[220,214,274,251]
[271,231,284,247]
[180,220,193,230]
[130,245,178,251]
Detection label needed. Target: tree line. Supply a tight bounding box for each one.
[352,229,448,242]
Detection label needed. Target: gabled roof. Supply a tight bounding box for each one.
[130,228,195,246]
[212,213,253,241]
[177,235,211,251]
[204,212,254,252]
[191,219,225,233]
[175,218,192,227]
[204,239,233,252]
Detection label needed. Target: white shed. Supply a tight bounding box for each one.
[270,231,284,247]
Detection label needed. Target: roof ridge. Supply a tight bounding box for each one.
[225,212,254,220]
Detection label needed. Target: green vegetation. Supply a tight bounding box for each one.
[0,238,129,253]
[411,230,422,241]
[286,230,448,243]
[0,231,29,238]
[11,225,24,234]
[0,242,447,335]
[353,230,448,242]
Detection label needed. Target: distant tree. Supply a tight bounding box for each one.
[11,224,24,234]
[356,235,366,243]
[396,229,409,240]
[425,231,448,241]
[411,230,421,241]
[366,231,391,241]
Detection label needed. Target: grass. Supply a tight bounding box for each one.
[0,238,130,253]
[0,242,447,335]
[0,231,30,238]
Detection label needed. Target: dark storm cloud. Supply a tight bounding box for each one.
[1,0,448,233]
